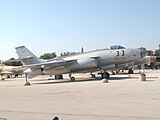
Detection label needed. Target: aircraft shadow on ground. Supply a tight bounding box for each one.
[32,76,133,85]
[109,77,132,80]
[33,78,100,85]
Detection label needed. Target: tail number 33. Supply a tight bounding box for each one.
[116,50,125,57]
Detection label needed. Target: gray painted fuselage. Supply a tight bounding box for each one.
[44,48,142,75]
[15,45,146,78]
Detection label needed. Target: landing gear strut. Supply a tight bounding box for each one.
[90,72,96,78]
[69,72,75,82]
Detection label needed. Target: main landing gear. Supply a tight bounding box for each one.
[128,69,134,74]
[101,71,110,79]
[90,72,96,78]
[55,75,63,79]
[101,70,110,83]
[69,72,75,82]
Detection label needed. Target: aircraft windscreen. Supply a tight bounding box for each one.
[110,45,126,50]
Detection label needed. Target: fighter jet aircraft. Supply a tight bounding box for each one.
[127,55,160,73]
[0,64,25,80]
[111,55,160,74]
[15,45,146,81]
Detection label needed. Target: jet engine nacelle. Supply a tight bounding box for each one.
[71,58,98,71]
[24,66,45,79]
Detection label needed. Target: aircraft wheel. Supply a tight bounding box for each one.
[116,70,120,74]
[112,71,115,75]
[128,69,133,74]
[7,75,11,78]
[59,75,63,79]
[91,74,96,78]
[55,75,58,79]
[71,77,75,81]
[55,75,63,79]
[101,72,110,79]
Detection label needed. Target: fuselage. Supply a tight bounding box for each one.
[0,65,24,75]
[44,48,144,75]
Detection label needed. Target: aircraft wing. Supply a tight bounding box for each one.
[24,59,77,79]
[24,58,77,69]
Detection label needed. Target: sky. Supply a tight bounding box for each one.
[0,0,160,60]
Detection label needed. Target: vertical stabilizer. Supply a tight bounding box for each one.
[15,46,41,65]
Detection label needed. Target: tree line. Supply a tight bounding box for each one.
[1,51,78,66]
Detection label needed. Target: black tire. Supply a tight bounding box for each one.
[128,69,133,74]
[55,75,63,79]
[102,72,110,79]
[71,77,75,81]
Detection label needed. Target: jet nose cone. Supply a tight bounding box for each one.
[140,50,147,58]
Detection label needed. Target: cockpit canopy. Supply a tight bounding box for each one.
[109,45,126,50]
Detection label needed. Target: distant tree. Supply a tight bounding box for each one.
[147,50,154,56]
[155,49,160,56]
[39,52,57,59]
[60,52,70,56]
[60,52,76,57]
[2,58,22,66]
[139,47,155,56]
[154,49,160,62]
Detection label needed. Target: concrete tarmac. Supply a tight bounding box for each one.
[0,70,160,120]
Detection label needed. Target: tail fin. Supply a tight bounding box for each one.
[15,46,41,65]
